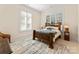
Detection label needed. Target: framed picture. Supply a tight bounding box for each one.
[46,15,51,23]
[51,15,55,24]
[56,13,63,23]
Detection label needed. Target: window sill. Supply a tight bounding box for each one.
[20,29,33,32]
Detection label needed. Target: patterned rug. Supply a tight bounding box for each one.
[10,37,79,54]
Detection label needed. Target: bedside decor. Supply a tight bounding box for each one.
[41,25,45,29]
[64,25,70,41]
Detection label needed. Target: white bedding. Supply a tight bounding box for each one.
[43,27,61,42]
[53,29,61,42]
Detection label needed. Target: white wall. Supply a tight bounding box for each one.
[64,5,78,42]
[41,5,64,26]
[77,5,79,42]
[0,4,41,42]
[41,5,78,42]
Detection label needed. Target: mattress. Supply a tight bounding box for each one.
[36,29,56,34]
[43,29,61,42]
[53,29,61,42]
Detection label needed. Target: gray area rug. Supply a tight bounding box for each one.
[10,37,79,54]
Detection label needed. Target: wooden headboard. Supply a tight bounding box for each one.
[45,22,61,30]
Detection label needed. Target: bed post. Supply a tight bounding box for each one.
[33,30,35,40]
[58,22,61,31]
[49,33,54,49]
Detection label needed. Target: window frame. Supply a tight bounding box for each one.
[20,11,32,32]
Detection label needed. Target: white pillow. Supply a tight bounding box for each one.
[45,26,59,30]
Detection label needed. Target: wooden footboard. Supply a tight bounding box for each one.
[33,30,35,40]
[33,30,55,49]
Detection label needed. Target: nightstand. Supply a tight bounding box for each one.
[64,31,70,41]
[64,26,70,41]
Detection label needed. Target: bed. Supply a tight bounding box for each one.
[33,23,61,49]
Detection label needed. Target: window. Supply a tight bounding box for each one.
[20,11,32,31]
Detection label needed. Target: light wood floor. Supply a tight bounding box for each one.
[10,37,79,54]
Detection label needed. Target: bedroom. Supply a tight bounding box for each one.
[0,4,79,54]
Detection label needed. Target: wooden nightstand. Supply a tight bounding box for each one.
[64,27,70,41]
[64,31,70,41]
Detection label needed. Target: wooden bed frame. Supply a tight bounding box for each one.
[33,23,61,49]
[33,30,56,49]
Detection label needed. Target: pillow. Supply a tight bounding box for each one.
[47,28,52,30]
[45,26,59,30]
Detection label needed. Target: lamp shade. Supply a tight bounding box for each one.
[64,25,69,32]
[64,25,69,28]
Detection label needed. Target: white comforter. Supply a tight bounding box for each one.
[43,28,61,42]
[53,29,61,42]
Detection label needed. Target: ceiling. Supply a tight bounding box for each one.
[26,4,52,12]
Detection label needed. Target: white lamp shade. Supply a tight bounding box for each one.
[64,25,69,28]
